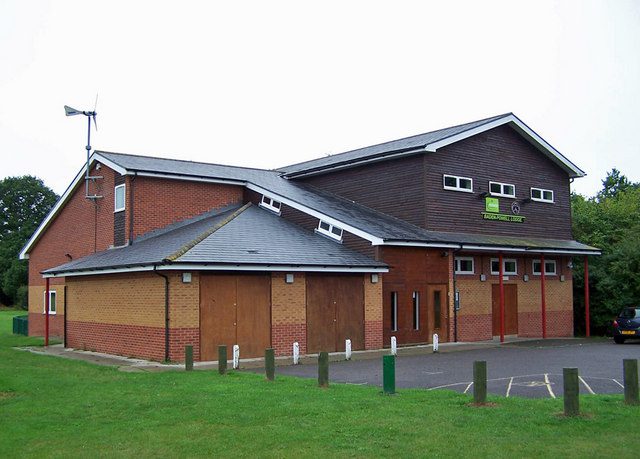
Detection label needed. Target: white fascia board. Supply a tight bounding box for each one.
[161,264,388,273]
[246,183,384,245]
[461,245,528,253]
[20,153,104,259]
[380,241,462,249]
[424,114,586,178]
[130,171,245,186]
[43,264,388,278]
[526,249,601,256]
[93,153,128,175]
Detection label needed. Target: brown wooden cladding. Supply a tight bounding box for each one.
[297,125,573,240]
[424,125,572,239]
[300,154,427,228]
[380,247,450,345]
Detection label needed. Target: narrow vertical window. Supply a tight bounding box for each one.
[433,290,441,329]
[114,184,126,212]
[391,292,398,332]
[43,290,57,315]
[412,291,420,330]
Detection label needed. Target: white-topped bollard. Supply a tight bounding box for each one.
[293,342,300,365]
[232,344,240,369]
[433,333,439,353]
[345,339,352,360]
[391,336,397,356]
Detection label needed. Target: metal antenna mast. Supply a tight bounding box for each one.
[64,100,102,199]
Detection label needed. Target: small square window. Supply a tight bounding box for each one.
[531,187,554,203]
[316,220,343,242]
[455,257,475,274]
[532,259,557,275]
[443,174,473,193]
[489,181,516,198]
[491,258,517,275]
[259,195,282,214]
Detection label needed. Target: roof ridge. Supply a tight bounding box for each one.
[278,113,512,172]
[165,202,253,261]
[96,150,280,174]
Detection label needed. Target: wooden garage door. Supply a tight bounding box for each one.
[200,274,271,360]
[306,275,364,353]
[492,284,518,336]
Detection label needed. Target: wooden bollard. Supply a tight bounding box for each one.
[473,360,487,404]
[318,352,329,388]
[218,345,228,375]
[185,345,193,371]
[563,368,580,416]
[383,355,395,395]
[265,348,275,381]
[624,359,639,405]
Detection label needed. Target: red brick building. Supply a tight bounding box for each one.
[21,113,599,361]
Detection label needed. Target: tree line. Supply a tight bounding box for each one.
[0,171,638,336]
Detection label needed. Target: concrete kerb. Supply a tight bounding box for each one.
[15,337,549,372]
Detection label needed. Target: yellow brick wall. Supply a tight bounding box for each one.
[168,271,200,328]
[364,274,382,322]
[271,272,306,325]
[456,279,493,316]
[29,284,66,315]
[66,272,165,327]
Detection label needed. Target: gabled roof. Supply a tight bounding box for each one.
[278,113,586,179]
[43,204,388,277]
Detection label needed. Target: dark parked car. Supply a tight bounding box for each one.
[613,307,640,344]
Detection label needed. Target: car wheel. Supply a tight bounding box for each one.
[614,336,626,344]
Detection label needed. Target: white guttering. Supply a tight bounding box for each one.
[381,241,600,255]
[424,114,585,178]
[381,241,461,249]
[42,263,389,278]
[246,183,385,245]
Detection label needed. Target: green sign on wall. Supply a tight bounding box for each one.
[485,197,499,213]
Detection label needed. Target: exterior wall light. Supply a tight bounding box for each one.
[523,274,529,282]
[479,274,486,282]
[182,272,192,283]
[371,274,379,284]
[285,273,294,284]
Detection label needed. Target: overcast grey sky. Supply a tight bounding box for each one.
[1,0,638,197]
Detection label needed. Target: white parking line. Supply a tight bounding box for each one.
[544,374,556,399]
[579,376,596,395]
[506,377,514,397]
[463,382,473,394]
[613,378,624,388]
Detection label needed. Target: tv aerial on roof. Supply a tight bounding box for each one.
[64,94,102,200]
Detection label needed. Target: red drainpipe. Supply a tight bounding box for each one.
[45,277,50,346]
[584,256,590,337]
[541,254,547,339]
[499,253,504,343]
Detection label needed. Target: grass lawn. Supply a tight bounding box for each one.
[0,310,637,458]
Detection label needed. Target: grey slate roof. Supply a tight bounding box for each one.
[43,204,387,275]
[277,113,511,176]
[94,150,599,253]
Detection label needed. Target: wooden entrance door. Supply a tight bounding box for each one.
[200,274,271,361]
[306,275,364,353]
[492,284,518,336]
[427,284,448,342]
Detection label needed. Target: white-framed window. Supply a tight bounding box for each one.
[43,290,57,315]
[316,220,343,242]
[489,181,516,198]
[531,187,554,203]
[259,195,281,214]
[114,184,126,212]
[532,259,557,275]
[491,258,518,275]
[454,257,475,274]
[391,291,398,332]
[443,174,473,193]
[412,291,420,331]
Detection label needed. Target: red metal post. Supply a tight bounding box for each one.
[584,256,590,337]
[541,254,547,339]
[45,277,50,346]
[499,253,505,343]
